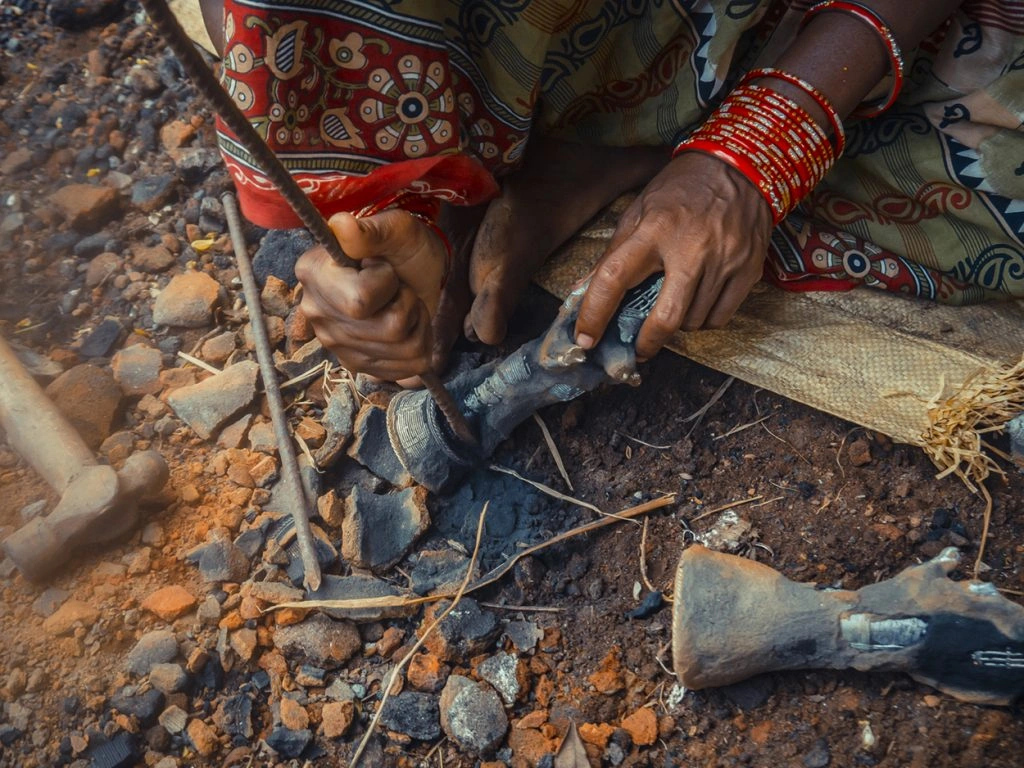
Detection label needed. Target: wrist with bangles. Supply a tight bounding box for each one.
[356,191,453,289]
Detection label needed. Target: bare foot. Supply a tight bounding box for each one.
[466,138,668,345]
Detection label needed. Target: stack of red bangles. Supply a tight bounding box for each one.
[673,68,844,226]
[674,0,904,225]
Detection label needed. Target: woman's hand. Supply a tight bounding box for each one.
[573,152,772,361]
[295,209,447,382]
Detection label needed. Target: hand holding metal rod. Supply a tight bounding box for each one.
[137,0,479,449]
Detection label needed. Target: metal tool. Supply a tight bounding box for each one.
[0,335,168,581]
[223,192,322,590]
[138,0,479,449]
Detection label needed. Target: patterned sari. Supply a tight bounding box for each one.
[218,0,1024,303]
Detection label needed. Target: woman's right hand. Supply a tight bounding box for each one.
[295,209,447,382]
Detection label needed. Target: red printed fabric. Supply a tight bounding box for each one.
[217,0,501,227]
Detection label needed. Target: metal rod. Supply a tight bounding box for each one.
[223,192,322,591]
[140,0,479,448]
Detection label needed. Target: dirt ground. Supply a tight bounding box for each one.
[1,3,1023,767]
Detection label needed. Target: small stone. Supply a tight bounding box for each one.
[131,174,177,213]
[326,679,356,702]
[49,183,120,231]
[410,549,474,596]
[112,345,163,396]
[579,722,615,750]
[230,628,258,662]
[381,691,441,741]
[313,382,358,467]
[1,147,34,175]
[133,244,176,273]
[243,317,285,352]
[341,485,429,573]
[185,532,251,583]
[504,621,544,655]
[85,252,122,288]
[272,615,361,668]
[261,276,292,317]
[295,417,326,449]
[148,663,189,695]
[141,585,197,622]
[186,718,220,757]
[218,414,253,449]
[215,693,254,740]
[201,332,237,366]
[620,707,657,746]
[153,271,222,328]
[439,676,508,755]
[321,700,355,739]
[167,360,259,439]
[77,317,124,358]
[348,401,412,487]
[110,687,165,726]
[160,120,196,152]
[46,364,122,449]
[274,338,326,380]
[279,697,309,730]
[126,630,179,677]
[248,420,277,454]
[249,454,279,487]
[803,737,831,768]
[159,705,188,735]
[848,439,872,467]
[419,597,501,662]
[253,229,314,287]
[31,588,70,618]
[478,652,520,706]
[407,652,450,693]
[49,0,122,29]
[101,430,136,464]
[265,727,312,759]
[317,489,344,528]
[42,600,100,636]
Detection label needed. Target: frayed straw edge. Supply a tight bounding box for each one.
[912,355,1024,576]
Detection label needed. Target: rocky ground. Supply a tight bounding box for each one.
[1,2,1023,767]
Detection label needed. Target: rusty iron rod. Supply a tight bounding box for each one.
[223,192,322,591]
[138,0,480,450]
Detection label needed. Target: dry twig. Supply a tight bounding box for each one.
[690,495,764,524]
[533,413,573,491]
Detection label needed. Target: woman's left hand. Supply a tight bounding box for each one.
[573,151,773,361]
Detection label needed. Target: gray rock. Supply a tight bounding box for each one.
[31,588,69,618]
[503,621,543,655]
[1009,413,1023,463]
[308,573,411,623]
[126,630,179,677]
[247,420,277,454]
[341,485,429,573]
[314,384,358,468]
[110,687,165,726]
[152,271,222,329]
[112,345,163,396]
[409,549,473,596]
[325,679,356,702]
[233,529,265,560]
[49,0,123,30]
[77,317,123,358]
[265,727,312,759]
[253,228,315,287]
[478,653,520,707]
[216,692,254,740]
[439,675,508,755]
[131,174,177,213]
[804,738,831,768]
[273,614,361,668]
[167,360,259,439]
[148,663,189,694]
[274,338,326,380]
[380,691,441,741]
[423,597,501,662]
[158,704,188,735]
[347,402,412,488]
[185,531,251,583]
[172,147,221,184]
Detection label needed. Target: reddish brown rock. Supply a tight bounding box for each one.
[49,183,120,232]
[620,707,657,746]
[321,700,354,739]
[141,586,197,622]
[45,364,122,449]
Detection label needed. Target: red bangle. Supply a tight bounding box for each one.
[801,0,905,118]
[743,68,845,155]
[675,138,787,222]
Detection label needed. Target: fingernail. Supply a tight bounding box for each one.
[576,333,595,350]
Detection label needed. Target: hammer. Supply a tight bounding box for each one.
[672,545,1024,706]
[0,334,168,581]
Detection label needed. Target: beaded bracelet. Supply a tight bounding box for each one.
[745,67,845,155]
[356,191,453,288]
[801,0,905,118]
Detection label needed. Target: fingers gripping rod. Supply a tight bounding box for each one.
[138,1,479,447]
